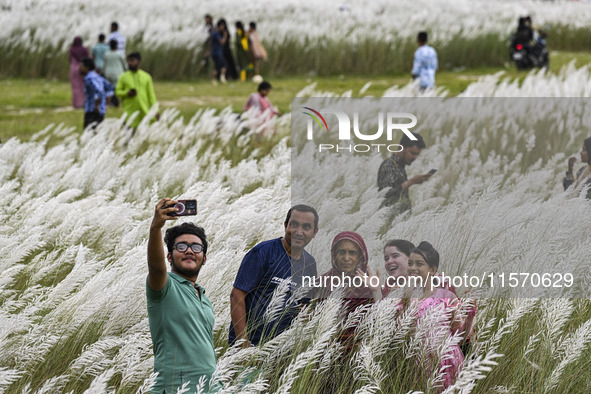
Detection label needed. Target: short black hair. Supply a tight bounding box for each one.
[399,132,426,149]
[412,241,439,269]
[284,204,319,231]
[258,81,272,92]
[127,52,141,61]
[99,33,106,42]
[81,57,95,70]
[384,239,415,257]
[109,39,118,50]
[249,21,257,29]
[418,31,428,44]
[111,22,119,30]
[164,223,208,256]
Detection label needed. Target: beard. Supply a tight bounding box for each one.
[128,65,139,71]
[171,258,201,277]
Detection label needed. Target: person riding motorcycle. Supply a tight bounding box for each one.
[511,16,548,69]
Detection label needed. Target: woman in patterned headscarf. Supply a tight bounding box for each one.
[68,36,89,108]
[320,231,381,352]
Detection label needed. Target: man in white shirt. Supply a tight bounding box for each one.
[411,31,438,90]
[107,21,126,57]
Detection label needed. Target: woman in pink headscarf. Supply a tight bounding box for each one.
[320,231,381,352]
[69,36,89,108]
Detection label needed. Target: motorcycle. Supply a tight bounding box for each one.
[510,32,549,70]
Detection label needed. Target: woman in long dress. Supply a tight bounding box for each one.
[69,36,89,108]
[248,21,268,76]
[217,19,238,80]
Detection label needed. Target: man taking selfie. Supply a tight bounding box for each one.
[146,198,216,393]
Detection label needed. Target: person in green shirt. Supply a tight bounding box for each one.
[147,198,217,393]
[116,52,160,131]
[91,33,110,73]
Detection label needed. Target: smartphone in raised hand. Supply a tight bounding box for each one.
[162,199,198,216]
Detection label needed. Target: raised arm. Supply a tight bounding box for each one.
[147,198,178,291]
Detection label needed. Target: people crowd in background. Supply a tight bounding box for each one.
[202,15,267,83]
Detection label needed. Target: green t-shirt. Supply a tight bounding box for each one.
[146,272,216,393]
[116,69,157,128]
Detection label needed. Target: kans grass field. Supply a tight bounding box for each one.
[2,0,591,393]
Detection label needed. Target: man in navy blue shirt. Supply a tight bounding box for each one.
[229,205,319,347]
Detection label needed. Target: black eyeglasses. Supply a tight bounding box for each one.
[173,242,204,254]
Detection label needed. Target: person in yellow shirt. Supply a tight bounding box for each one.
[115,52,159,132]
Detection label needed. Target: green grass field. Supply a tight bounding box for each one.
[2,50,591,143]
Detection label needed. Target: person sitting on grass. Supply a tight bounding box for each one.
[243,81,280,118]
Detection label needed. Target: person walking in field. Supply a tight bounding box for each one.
[218,19,238,81]
[248,22,267,77]
[229,205,318,347]
[79,58,113,130]
[68,36,90,108]
[235,21,254,82]
[107,21,126,56]
[411,31,438,90]
[91,33,109,73]
[201,14,214,75]
[102,39,127,107]
[115,52,159,131]
[211,20,228,84]
[146,199,217,392]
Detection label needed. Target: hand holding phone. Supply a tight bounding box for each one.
[161,199,198,217]
[428,169,437,176]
